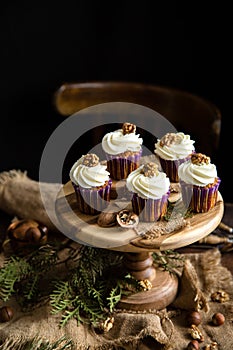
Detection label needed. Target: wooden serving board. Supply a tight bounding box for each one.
[55,180,224,252]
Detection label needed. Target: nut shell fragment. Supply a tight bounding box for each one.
[116,210,139,228]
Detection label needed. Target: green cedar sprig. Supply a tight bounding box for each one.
[0,243,60,305]
[0,256,32,301]
[0,335,73,350]
[152,249,185,274]
[50,246,140,327]
[0,240,184,327]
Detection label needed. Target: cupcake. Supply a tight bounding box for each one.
[126,162,170,222]
[154,132,195,182]
[102,122,143,180]
[178,153,221,213]
[69,153,112,215]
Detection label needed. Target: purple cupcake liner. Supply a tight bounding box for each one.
[72,180,112,215]
[180,178,221,213]
[159,155,192,182]
[105,149,142,180]
[131,191,170,222]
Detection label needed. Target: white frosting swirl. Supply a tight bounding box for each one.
[154,132,195,160]
[126,165,170,199]
[102,129,143,155]
[70,156,110,188]
[178,159,217,186]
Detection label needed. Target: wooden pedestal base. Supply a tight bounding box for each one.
[117,252,179,311]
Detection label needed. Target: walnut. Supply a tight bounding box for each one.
[211,290,230,303]
[138,279,152,291]
[189,324,204,342]
[159,133,182,147]
[203,342,218,350]
[82,153,99,167]
[122,122,136,135]
[116,210,139,228]
[141,162,159,177]
[97,211,117,227]
[99,316,114,332]
[191,153,210,165]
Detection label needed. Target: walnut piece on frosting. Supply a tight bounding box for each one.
[82,153,99,167]
[122,122,136,135]
[191,153,210,165]
[141,162,159,177]
[159,132,182,147]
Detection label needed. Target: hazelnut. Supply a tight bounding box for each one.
[187,340,199,349]
[7,219,48,245]
[0,306,14,322]
[25,227,42,243]
[212,312,225,326]
[7,219,38,241]
[186,311,202,326]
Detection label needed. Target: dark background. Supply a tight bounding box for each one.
[0,2,232,201]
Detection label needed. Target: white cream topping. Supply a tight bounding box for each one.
[154,132,195,160]
[178,159,217,186]
[126,165,170,199]
[69,156,110,188]
[102,129,143,155]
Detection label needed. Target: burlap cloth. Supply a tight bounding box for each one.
[0,171,233,350]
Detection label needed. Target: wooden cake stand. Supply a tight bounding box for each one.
[55,180,224,311]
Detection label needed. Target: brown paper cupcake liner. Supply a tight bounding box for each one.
[131,191,170,222]
[159,155,191,182]
[72,180,112,215]
[106,149,142,180]
[180,178,221,213]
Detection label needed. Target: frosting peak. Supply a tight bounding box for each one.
[126,164,170,199]
[178,153,218,187]
[70,154,110,188]
[154,132,195,160]
[102,123,143,155]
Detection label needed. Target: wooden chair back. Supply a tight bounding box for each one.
[54,81,221,160]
